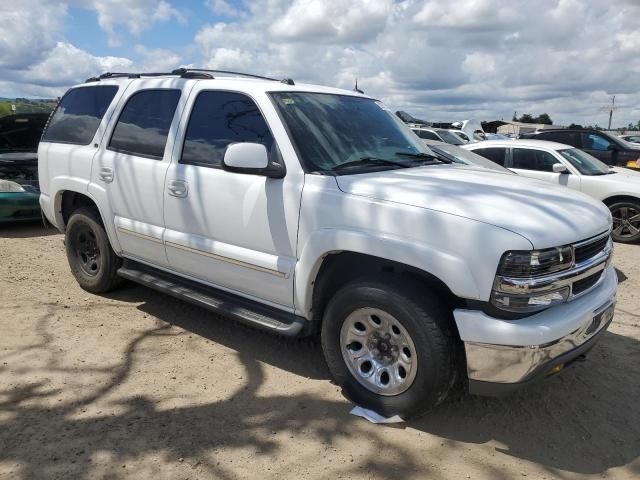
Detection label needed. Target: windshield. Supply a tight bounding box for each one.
[558,148,611,175]
[435,130,464,145]
[428,143,512,173]
[270,92,438,174]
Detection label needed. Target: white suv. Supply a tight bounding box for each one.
[39,69,617,418]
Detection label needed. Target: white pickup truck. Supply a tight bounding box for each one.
[39,69,617,418]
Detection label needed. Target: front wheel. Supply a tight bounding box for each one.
[321,278,461,419]
[609,201,640,243]
[65,207,124,293]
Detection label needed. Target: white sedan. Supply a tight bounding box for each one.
[463,139,640,243]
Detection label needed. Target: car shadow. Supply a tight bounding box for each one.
[0,220,59,239]
[615,267,628,284]
[99,283,640,476]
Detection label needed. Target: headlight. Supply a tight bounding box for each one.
[491,287,570,313]
[0,179,26,193]
[492,245,574,313]
[497,246,573,277]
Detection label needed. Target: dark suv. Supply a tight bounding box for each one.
[520,129,640,169]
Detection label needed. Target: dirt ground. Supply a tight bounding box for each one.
[0,223,639,480]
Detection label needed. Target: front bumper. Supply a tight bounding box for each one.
[454,264,618,395]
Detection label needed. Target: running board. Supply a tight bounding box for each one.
[117,260,309,336]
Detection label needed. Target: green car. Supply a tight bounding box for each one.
[0,113,49,223]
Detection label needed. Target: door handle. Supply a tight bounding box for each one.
[168,180,188,198]
[99,167,114,183]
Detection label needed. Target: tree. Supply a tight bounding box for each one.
[568,123,583,129]
[519,113,534,123]
[535,113,553,125]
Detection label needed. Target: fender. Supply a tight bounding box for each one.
[294,228,479,318]
[50,177,122,253]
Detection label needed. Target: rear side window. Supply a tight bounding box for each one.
[472,147,507,166]
[109,89,181,159]
[512,148,559,172]
[181,91,274,168]
[42,86,118,145]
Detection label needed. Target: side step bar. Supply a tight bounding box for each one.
[117,260,310,336]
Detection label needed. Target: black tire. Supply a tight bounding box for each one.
[321,277,462,419]
[609,201,640,244]
[65,207,124,293]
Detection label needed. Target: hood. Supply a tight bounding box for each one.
[336,165,611,249]
[610,166,640,179]
[0,113,49,154]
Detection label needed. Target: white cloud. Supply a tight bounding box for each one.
[206,0,242,17]
[83,0,186,46]
[1,0,640,128]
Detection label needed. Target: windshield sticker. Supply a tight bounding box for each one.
[281,98,295,105]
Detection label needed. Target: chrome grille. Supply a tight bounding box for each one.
[572,271,603,296]
[574,233,610,265]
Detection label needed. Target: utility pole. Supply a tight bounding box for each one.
[608,96,615,130]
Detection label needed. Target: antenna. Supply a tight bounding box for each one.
[354,78,364,94]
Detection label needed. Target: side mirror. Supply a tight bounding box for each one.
[552,163,569,173]
[222,142,285,178]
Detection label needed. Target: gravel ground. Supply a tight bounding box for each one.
[1,222,639,480]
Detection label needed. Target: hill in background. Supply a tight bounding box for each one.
[0,98,57,116]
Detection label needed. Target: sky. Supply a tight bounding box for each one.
[1,0,639,128]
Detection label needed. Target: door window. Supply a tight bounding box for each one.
[582,133,611,151]
[109,89,181,159]
[512,148,560,172]
[471,147,507,166]
[181,91,274,168]
[413,129,440,141]
[42,86,119,145]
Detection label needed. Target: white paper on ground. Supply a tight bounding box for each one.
[350,406,404,424]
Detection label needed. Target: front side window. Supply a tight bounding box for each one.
[512,148,559,172]
[558,148,610,175]
[109,89,181,159]
[42,86,118,145]
[430,144,511,173]
[271,93,437,173]
[414,129,440,141]
[472,147,507,166]
[181,91,274,168]
[584,133,611,151]
[435,130,464,145]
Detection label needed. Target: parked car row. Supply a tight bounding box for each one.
[36,70,619,419]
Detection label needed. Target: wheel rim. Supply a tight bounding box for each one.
[74,225,101,276]
[340,307,418,396]
[611,206,640,240]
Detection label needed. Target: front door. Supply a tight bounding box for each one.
[163,88,302,309]
[92,81,190,267]
[581,132,614,165]
[509,147,581,190]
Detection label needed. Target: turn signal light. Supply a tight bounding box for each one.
[627,159,640,169]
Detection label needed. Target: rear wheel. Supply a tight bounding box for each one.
[65,207,124,293]
[609,201,640,243]
[321,278,461,419]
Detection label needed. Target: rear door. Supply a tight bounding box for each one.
[91,79,193,266]
[509,147,581,190]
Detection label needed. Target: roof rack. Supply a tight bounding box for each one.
[85,68,296,85]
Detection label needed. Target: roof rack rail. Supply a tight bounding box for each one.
[85,71,176,83]
[84,68,296,85]
[171,68,295,85]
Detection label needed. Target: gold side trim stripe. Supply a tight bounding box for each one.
[165,241,288,278]
[117,227,164,244]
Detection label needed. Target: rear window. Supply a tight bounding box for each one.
[109,89,181,159]
[471,147,507,166]
[42,86,118,145]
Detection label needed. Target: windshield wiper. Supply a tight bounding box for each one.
[395,151,450,163]
[331,157,410,172]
